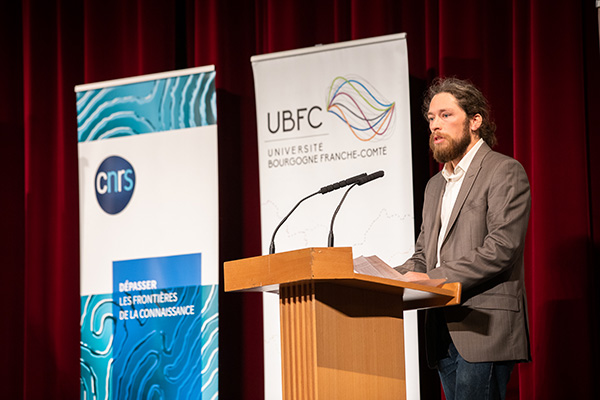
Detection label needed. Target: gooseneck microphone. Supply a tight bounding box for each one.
[356,170,384,186]
[327,170,385,247]
[268,173,367,254]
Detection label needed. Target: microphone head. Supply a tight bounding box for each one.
[319,172,367,194]
[345,172,368,185]
[357,170,384,185]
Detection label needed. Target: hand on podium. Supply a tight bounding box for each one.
[401,271,431,282]
[354,255,446,287]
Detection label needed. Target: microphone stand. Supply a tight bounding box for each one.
[327,183,358,247]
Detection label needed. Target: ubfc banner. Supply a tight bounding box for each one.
[252,34,420,399]
[76,66,219,400]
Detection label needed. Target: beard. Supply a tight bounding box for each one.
[429,124,472,164]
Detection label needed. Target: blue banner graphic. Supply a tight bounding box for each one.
[80,253,218,400]
[76,71,216,142]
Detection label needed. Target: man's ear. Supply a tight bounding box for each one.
[470,114,482,132]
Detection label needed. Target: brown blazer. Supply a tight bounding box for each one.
[399,142,531,365]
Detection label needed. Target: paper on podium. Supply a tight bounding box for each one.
[353,255,446,287]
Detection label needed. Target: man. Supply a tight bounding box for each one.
[396,77,531,400]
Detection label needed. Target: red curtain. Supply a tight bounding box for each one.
[1,0,598,399]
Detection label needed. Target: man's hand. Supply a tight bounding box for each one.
[402,271,430,282]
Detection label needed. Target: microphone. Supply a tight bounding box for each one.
[268,173,367,254]
[318,173,367,194]
[357,170,384,186]
[327,170,384,247]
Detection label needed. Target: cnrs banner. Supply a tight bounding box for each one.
[252,33,419,399]
[77,66,219,400]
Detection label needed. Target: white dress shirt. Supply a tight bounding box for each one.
[436,138,484,267]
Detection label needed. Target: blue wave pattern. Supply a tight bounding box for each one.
[76,71,217,142]
[80,294,116,400]
[80,285,219,399]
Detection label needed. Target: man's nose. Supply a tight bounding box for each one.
[430,116,441,131]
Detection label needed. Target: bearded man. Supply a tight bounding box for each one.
[396,78,531,400]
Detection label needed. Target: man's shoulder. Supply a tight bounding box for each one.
[426,169,445,183]
[483,148,515,162]
[479,145,524,170]
[478,147,529,186]
[424,170,446,193]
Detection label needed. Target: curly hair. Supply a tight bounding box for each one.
[422,77,497,148]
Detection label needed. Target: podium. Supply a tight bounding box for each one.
[224,247,461,399]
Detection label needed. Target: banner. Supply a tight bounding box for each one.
[77,66,219,400]
[252,33,419,399]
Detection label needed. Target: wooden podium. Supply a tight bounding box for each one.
[224,247,461,400]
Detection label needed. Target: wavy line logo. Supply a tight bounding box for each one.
[327,76,396,142]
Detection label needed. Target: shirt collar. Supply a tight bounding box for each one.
[442,138,484,182]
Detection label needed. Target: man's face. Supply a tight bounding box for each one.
[427,92,475,165]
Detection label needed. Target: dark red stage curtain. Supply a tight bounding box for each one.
[0,2,25,400]
[1,0,598,399]
[20,0,83,398]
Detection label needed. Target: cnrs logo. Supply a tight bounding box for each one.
[95,156,136,214]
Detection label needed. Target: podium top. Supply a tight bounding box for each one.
[224,247,461,311]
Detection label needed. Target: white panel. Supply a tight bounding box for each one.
[79,126,219,295]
